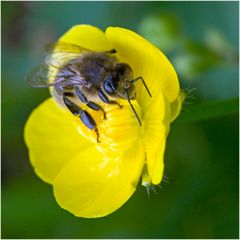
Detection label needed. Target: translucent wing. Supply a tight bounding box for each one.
[28,52,85,88]
[28,41,116,88]
[45,52,82,69]
[44,41,116,55]
[44,41,92,54]
[27,63,53,88]
[28,41,92,88]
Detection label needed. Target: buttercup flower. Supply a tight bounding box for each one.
[24,25,184,218]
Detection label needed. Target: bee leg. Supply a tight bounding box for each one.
[95,128,100,143]
[87,102,107,119]
[108,100,123,108]
[97,89,123,108]
[74,87,106,119]
[63,92,74,97]
[63,96,81,116]
[63,96,100,143]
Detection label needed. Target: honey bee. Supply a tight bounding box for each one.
[28,42,152,142]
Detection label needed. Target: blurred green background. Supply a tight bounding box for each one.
[1,1,239,238]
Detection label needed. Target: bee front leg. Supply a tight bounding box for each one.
[97,89,123,108]
[63,96,100,143]
[74,87,107,119]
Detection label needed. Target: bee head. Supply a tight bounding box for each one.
[103,63,136,100]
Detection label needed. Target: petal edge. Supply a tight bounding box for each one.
[53,141,144,218]
[24,98,91,183]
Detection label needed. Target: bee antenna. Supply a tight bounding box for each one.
[131,76,152,97]
[124,88,142,126]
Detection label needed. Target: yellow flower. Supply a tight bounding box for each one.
[24,25,184,218]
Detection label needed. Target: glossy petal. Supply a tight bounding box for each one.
[53,139,144,218]
[58,24,113,51]
[95,100,142,156]
[24,98,91,183]
[105,27,180,106]
[142,91,171,185]
[25,25,182,218]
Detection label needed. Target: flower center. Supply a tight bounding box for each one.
[73,99,143,157]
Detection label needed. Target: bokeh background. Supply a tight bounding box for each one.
[2,1,239,238]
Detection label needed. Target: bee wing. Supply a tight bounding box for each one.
[45,52,81,69]
[44,41,92,54]
[28,52,86,88]
[44,41,116,55]
[27,63,54,88]
[28,63,85,88]
[29,39,117,88]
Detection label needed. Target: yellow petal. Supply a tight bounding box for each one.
[141,164,151,187]
[105,27,180,107]
[96,100,142,156]
[58,24,113,51]
[170,89,186,122]
[142,91,171,185]
[24,98,92,184]
[53,140,144,218]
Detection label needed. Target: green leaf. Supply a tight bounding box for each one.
[175,98,239,123]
